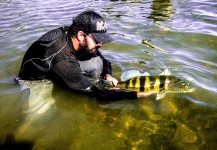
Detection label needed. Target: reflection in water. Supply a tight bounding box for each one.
[0,134,34,150]
[142,39,170,54]
[15,80,55,140]
[148,0,175,22]
[18,80,55,115]
[98,97,204,149]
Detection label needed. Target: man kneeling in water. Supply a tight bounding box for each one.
[18,11,155,101]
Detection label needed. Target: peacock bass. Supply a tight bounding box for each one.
[115,75,193,100]
[100,69,194,100]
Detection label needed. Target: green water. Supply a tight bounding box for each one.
[0,0,217,149]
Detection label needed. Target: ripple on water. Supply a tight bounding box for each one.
[0,0,217,149]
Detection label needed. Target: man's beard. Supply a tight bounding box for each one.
[79,39,97,53]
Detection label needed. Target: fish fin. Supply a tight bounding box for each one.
[159,69,171,76]
[121,70,150,81]
[156,93,166,100]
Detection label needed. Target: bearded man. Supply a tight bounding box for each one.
[18,11,154,100]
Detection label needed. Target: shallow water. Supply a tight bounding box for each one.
[0,0,217,149]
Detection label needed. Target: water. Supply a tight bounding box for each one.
[0,0,217,149]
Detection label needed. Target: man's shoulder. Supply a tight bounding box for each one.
[38,26,69,42]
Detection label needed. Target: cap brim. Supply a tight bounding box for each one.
[91,32,113,44]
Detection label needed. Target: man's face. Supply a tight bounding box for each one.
[79,34,103,53]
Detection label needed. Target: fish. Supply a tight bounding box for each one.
[115,75,194,100]
[98,69,194,100]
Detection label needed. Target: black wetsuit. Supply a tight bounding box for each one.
[18,27,137,101]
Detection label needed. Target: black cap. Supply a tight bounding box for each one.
[73,11,113,44]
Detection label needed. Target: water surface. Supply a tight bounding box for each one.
[0,0,217,149]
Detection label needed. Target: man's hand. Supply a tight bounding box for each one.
[137,91,156,98]
[105,74,118,86]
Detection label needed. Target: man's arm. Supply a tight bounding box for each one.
[50,59,139,100]
[96,50,118,85]
[96,50,112,76]
[51,60,93,92]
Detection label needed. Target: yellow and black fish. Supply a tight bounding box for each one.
[115,75,193,100]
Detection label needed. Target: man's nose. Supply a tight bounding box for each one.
[95,43,103,47]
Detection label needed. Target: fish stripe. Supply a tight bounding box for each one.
[164,76,170,90]
[125,79,130,89]
[128,78,135,90]
[135,77,141,92]
[154,76,160,92]
[145,76,151,92]
[149,76,155,90]
[140,76,145,92]
[132,77,137,87]
[159,76,166,92]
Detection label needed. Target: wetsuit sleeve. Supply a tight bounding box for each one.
[50,59,137,101]
[88,86,138,101]
[96,50,112,76]
[51,59,94,91]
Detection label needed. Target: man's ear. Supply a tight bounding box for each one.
[77,31,85,42]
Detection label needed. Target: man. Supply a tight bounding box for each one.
[18,11,154,100]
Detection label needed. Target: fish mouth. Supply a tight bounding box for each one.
[188,88,195,92]
[182,87,195,93]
